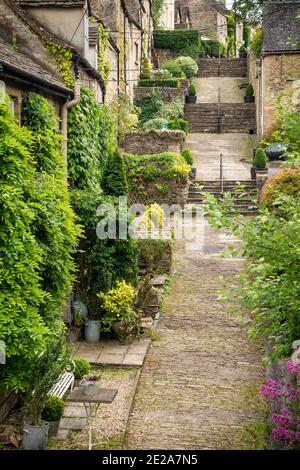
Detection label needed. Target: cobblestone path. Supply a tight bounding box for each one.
[125,221,265,450]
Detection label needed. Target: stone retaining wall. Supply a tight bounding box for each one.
[120,130,185,155]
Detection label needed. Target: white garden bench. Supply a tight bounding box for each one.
[48,360,76,398]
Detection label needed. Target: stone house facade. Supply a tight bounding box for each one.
[159,0,175,29]
[249,1,300,138]
[175,0,227,44]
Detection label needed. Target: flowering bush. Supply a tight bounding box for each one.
[97,281,136,331]
[260,360,300,448]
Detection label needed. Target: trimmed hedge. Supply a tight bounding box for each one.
[261,167,300,207]
[154,29,200,51]
[138,79,179,88]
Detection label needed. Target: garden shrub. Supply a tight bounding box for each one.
[245,84,254,97]
[181,148,194,166]
[101,149,128,197]
[138,78,179,88]
[260,168,300,208]
[73,357,91,380]
[67,85,114,188]
[134,91,164,124]
[137,238,173,273]
[155,98,184,121]
[251,29,262,58]
[160,60,185,78]
[175,56,198,78]
[203,39,225,58]
[143,118,169,131]
[254,147,267,168]
[153,29,202,60]
[168,117,189,134]
[97,280,136,331]
[42,396,65,422]
[151,69,172,79]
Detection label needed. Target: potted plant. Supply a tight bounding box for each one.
[41,396,65,437]
[84,315,101,343]
[251,147,268,180]
[68,306,84,343]
[244,84,255,103]
[22,336,70,450]
[185,83,197,104]
[239,45,247,58]
[97,280,138,344]
[73,357,91,386]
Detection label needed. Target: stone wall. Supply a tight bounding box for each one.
[262,54,300,137]
[154,48,178,66]
[120,130,185,155]
[134,86,185,103]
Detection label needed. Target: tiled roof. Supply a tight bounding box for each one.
[89,24,98,46]
[0,39,72,93]
[263,2,300,53]
[16,0,86,7]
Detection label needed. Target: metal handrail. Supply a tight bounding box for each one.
[220,153,224,194]
[217,88,221,134]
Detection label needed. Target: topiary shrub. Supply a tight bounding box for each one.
[260,167,300,207]
[175,56,198,78]
[73,357,91,380]
[138,78,179,88]
[168,117,189,134]
[254,148,267,169]
[246,84,254,97]
[188,83,197,96]
[181,148,194,166]
[101,150,128,197]
[161,60,186,78]
[42,396,65,422]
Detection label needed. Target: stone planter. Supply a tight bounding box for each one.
[244,95,255,104]
[84,320,101,343]
[185,95,197,104]
[251,166,268,180]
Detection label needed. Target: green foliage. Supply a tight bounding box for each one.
[203,39,226,58]
[73,357,91,380]
[23,335,70,425]
[181,148,194,166]
[152,0,165,28]
[97,22,110,80]
[168,117,189,134]
[251,29,262,58]
[137,239,173,273]
[151,69,172,79]
[188,83,197,96]
[204,190,300,360]
[101,150,128,197]
[254,147,267,169]
[226,11,235,56]
[175,56,198,78]
[110,92,139,139]
[97,280,136,331]
[22,93,80,321]
[245,84,254,97]
[138,78,179,88]
[155,97,184,121]
[141,55,152,79]
[42,396,65,422]
[47,43,74,88]
[160,60,185,78]
[243,24,251,48]
[134,91,163,124]
[154,29,203,60]
[67,85,114,189]
[234,0,263,25]
[261,168,300,208]
[143,118,168,131]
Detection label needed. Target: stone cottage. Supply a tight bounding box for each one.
[175,0,227,44]
[249,1,300,137]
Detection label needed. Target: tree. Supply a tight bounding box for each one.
[233,0,263,25]
[101,150,128,197]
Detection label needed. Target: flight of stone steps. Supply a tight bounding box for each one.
[197,58,248,78]
[188,180,258,215]
[185,103,257,133]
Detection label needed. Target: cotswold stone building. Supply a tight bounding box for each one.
[249,1,300,137]
[175,0,227,44]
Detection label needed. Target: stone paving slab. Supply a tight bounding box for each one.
[73,338,150,367]
[195,77,246,104]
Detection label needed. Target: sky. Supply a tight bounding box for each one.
[226,0,234,7]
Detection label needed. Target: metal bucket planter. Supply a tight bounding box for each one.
[244,95,255,104]
[84,320,101,343]
[48,420,60,437]
[23,422,49,450]
[185,95,197,104]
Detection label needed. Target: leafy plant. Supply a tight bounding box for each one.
[73,357,91,380]
[138,78,179,88]
[188,83,197,96]
[254,147,267,168]
[101,150,128,197]
[181,148,194,166]
[151,69,172,79]
[175,56,198,78]
[42,396,65,422]
[134,91,163,124]
[154,29,203,60]
[110,92,139,139]
[261,168,300,208]
[251,29,262,58]
[141,55,152,79]
[168,117,189,134]
[155,98,184,121]
[160,60,185,78]
[203,39,226,58]
[97,281,136,331]
[143,118,169,131]
[245,83,254,97]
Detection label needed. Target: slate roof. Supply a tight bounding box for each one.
[0,39,72,93]
[16,0,86,7]
[263,1,300,53]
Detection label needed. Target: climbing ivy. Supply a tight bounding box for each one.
[89,18,111,81]
[67,85,115,189]
[47,43,74,88]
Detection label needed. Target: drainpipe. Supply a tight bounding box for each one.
[61,79,81,164]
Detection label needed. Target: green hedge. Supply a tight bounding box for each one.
[138,79,179,88]
[154,29,200,51]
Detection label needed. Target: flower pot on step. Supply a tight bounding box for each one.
[23,422,49,450]
[185,95,197,104]
[48,420,60,437]
[244,95,255,104]
[84,320,101,343]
